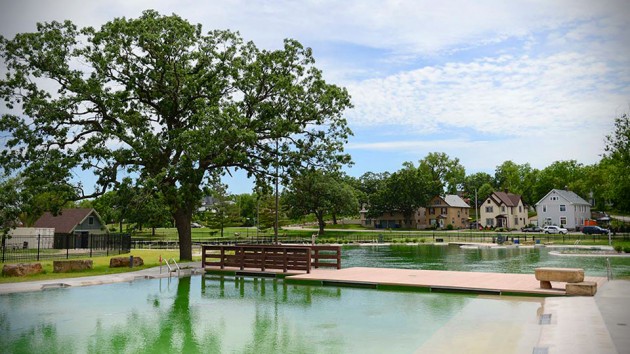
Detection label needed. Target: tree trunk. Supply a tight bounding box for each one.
[173,208,193,261]
[332,212,338,225]
[316,211,325,235]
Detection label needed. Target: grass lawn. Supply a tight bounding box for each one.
[0,249,200,284]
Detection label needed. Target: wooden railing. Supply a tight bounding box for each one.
[201,245,342,273]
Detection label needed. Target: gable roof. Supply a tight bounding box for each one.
[443,195,471,208]
[33,208,100,234]
[491,191,522,207]
[536,189,590,206]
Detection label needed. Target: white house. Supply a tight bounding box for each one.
[479,191,528,229]
[535,189,591,230]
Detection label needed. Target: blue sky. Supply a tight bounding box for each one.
[1,0,629,195]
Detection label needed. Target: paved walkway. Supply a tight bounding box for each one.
[0,262,202,294]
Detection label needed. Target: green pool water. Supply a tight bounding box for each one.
[0,275,543,354]
[341,244,630,277]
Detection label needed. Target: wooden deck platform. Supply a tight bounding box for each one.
[204,266,608,296]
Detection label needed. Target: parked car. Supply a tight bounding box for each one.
[543,225,568,234]
[582,226,610,235]
[469,221,483,230]
[191,222,203,228]
[521,226,543,233]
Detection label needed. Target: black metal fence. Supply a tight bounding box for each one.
[130,231,630,250]
[1,233,131,263]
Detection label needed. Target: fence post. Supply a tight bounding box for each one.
[37,233,41,261]
[106,233,109,256]
[89,234,93,257]
[1,235,5,263]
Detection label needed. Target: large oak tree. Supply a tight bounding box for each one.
[0,11,352,260]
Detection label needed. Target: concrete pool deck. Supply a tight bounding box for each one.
[1,264,628,353]
[283,267,607,296]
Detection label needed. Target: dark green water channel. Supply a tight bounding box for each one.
[0,275,542,354]
[341,244,630,277]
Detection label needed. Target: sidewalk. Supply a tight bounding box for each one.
[0,262,204,294]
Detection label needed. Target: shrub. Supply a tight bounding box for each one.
[419,238,426,243]
[614,245,623,253]
[446,224,454,230]
[624,246,630,254]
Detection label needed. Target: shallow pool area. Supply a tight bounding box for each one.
[0,275,545,353]
[341,244,630,277]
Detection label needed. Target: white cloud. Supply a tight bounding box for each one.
[345,52,628,137]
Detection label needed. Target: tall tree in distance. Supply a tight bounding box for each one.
[283,169,358,235]
[603,113,630,211]
[419,152,465,195]
[0,11,352,260]
[369,162,437,227]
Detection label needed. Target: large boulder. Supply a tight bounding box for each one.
[2,263,43,277]
[109,256,144,268]
[53,260,93,273]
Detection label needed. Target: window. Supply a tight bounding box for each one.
[560,216,567,226]
[485,218,494,226]
[501,206,505,212]
[485,206,493,213]
[435,200,441,205]
[551,196,558,201]
[429,208,435,215]
[514,217,519,225]
[88,216,94,225]
[542,205,547,212]
[441,208,447,215]
[487,200,491,204]
[519,206,522,213]
[560,205,566,212]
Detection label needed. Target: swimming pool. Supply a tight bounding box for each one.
[0,275,543,353]
[341,244,630,277]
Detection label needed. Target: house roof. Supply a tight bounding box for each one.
[491,191,522,207]
[33,208,100,234]
[443,195,471,208]
[536,189,590,206]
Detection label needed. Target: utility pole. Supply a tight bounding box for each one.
[475,188,479,228]
[274,138,279,244]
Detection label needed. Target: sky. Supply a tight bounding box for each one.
[1,0,629,194]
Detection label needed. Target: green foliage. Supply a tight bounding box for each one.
[602,113,630,212]
[419,152,465,195]
[0,11,352,260]
[371,161,439,224]
[283,169,359,235]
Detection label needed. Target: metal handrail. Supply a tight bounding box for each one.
[162,257,181,276]
[606,257,613,280]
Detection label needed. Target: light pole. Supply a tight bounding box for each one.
[274,138,279,244]
[475,188,479,229]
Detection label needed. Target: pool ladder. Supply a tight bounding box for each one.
[163,258,181,277]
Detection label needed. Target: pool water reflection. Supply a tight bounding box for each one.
[0,275,543,354]
[341,244,630,277]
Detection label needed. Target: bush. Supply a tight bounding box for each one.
[446,224,454,230]
[419,238,426,243]
[614,245,623,253]
[624,246,630,253]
